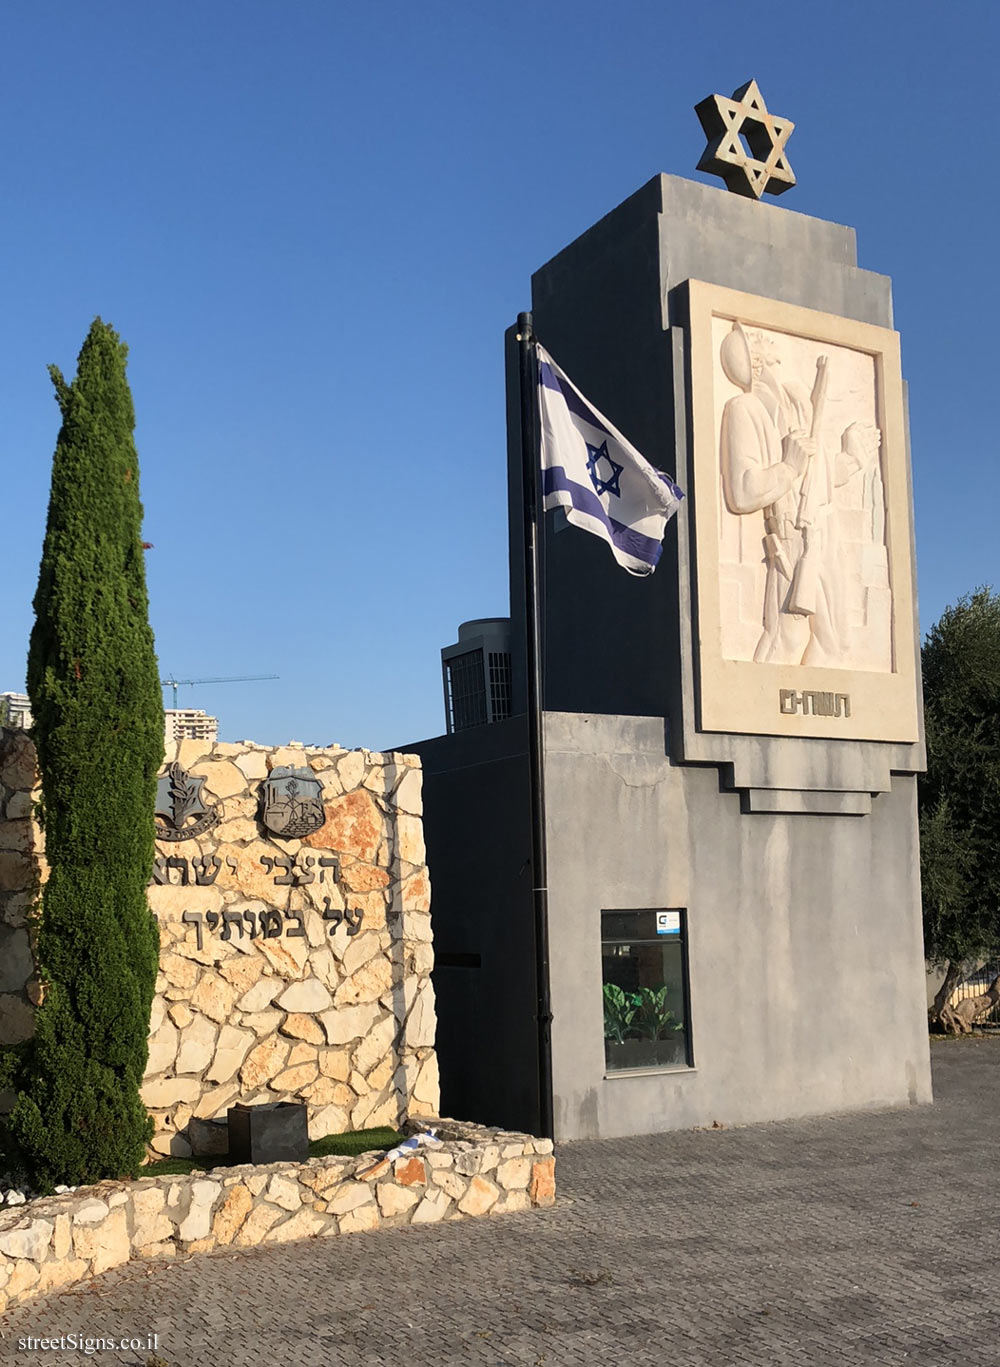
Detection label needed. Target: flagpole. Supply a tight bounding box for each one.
[516,310,554,1141]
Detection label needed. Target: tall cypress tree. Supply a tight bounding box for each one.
[9,319,163,1189]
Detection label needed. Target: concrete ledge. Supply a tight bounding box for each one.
[744,788,872,815]
[0,1118,554,1312]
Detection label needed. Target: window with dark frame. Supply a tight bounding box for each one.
[601,908,691,1072]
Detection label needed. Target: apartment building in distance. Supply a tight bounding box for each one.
[2,692,217,749]
[0,693,32,729]
[164,708,218,746]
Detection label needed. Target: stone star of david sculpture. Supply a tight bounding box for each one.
[695,79,795,200]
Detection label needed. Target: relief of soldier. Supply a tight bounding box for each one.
[718,320,881,667]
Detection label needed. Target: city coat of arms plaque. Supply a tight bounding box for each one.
[259,766,326,839]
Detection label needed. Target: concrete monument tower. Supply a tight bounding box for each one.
[411,85,930,1140]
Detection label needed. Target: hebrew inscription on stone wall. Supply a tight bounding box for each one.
[152,851,340,887]
[180,900,363,950]
[779,689,851,718]
[714,317,891,673]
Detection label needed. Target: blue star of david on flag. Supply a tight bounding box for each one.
[585,441,623,498]
[536,344,684,576]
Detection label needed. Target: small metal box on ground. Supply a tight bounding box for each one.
[227,1101,309,1165]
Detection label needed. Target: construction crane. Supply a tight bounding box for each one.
[160,674,279,709]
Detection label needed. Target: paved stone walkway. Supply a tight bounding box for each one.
[2,1036,999,1366]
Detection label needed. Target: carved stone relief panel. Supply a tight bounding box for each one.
[713,316,891,673]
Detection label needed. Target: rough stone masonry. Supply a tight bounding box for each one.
[0,728,440,1154]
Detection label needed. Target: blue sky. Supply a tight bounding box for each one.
[2,1,997,748]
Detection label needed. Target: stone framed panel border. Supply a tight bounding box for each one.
[683,278,919,744]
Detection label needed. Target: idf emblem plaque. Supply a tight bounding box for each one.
[155,764,221,842]
[259,766,325,839]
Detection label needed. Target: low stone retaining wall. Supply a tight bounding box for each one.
[0,1120,554,1313]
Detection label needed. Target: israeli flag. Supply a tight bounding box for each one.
[537,345,683,576]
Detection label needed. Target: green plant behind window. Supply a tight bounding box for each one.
[603,983,682,1043]
[629,985,681,1040]
[602,983,635,1043]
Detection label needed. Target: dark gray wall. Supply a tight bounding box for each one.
[527,177,679,721]
[406,718,540,1133]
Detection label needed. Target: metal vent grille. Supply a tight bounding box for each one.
[487,651,512,723]
[445,649,488,733]
[441,619,513,735]
[444,648,513,733]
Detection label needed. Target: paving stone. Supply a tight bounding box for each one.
[2,1038,999,1365]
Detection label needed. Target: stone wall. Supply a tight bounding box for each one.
[0,730,38,1049]
[0,1118,556,1313]
[0,729,439,1153]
